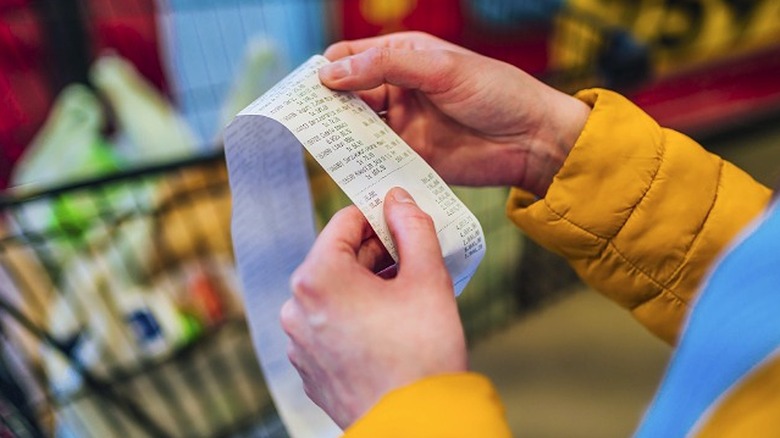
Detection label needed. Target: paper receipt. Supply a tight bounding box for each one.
[224,55,486,437]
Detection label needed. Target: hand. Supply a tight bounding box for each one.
[320,32,590,198]
[280,187,467,429]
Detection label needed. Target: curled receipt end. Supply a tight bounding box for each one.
[224,55,486,437]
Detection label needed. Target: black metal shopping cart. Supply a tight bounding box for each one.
[0,151,286,437]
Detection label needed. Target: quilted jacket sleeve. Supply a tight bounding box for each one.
[343,373,511,437]
[507,88,772,344]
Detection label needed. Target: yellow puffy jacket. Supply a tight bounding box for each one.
[344,89,775,437]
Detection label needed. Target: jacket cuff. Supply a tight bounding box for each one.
[505,88,771,344]
[344,373,511,438]
[506,88,665,256]
[506,88,687,343]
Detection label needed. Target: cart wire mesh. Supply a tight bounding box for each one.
[1,152,286,437]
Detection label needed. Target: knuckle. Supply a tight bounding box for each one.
[405,209,435,230]
[407,30,434,41]
[433,49,457,68]
[302,382,317,402]
[289,267,318,300]
[429,49,459,80]
[279,300,298,336]
[365,46,391,68]
[286,343,299,367]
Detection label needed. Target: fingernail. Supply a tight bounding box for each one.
[321,59,351,80]
[391,187,415,204]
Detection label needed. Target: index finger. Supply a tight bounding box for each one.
[305,206,393,275]
[323,31,471,61]
[308,206,372,263]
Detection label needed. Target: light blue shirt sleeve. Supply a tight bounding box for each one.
[636,201,780,437]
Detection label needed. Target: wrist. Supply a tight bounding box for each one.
[524,87,591,198]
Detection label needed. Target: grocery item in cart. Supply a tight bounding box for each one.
[91,54,199,165]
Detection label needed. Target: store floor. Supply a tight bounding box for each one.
[468,117,780,437]
[470,288,670,437]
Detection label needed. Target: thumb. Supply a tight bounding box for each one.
[383,187,447,279]
[319,47,462,95]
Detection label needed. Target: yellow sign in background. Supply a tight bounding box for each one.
[553,0,780,75]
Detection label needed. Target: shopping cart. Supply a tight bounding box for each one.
[0,151,287,437]
[0,0,319,433]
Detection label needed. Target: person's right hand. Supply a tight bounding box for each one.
[320,32,590,198]
[281,188,467,429]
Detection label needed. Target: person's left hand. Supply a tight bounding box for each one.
[281,187,467,429]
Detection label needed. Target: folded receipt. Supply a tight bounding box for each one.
[224,55,486,437]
